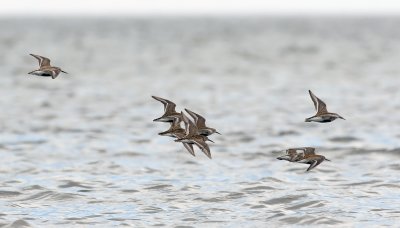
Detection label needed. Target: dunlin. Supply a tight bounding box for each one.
[184,108,220,136]
[297,154,330,172]
[175,112,214,159]
[277,147,330,171]
[305,90,345,123]
[152,96,182,123]
[28,54,67,79]
[158,117,195,156]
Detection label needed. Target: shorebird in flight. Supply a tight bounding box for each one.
[28,54,67,79]
[152,96,182,123]
[184,108,220,136]
[296,154,330,172]
[305,90,345,123]
[175,112,214,159]
[277,147,330,172]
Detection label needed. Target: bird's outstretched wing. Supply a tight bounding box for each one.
[151,96,177,113]
[193,138,211,159]
[182,143,195,157]
[306,157,324,171]
[308,90,328,114]
[30,54,51,67]
[185,108,207,128]
[181,112,198,136]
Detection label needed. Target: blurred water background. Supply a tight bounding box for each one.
[0,17,399,227]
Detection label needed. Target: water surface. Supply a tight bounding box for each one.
[0,17,399,227]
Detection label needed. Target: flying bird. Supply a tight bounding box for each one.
[28,54,67,79]
[305,90,345,123]
[277,147,330,172]
[152,96,182,123]
[184,108,220,136]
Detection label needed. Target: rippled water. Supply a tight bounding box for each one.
[0,17,399,227]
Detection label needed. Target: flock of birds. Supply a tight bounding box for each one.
[152,96,220,159]
[27,54,345,172]
[151,90,345,171]
[276,90,344,171]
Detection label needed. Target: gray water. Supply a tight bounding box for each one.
[0,17,400,227]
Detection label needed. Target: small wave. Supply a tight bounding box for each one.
[181,218,197,222]
[142,206,163,214]
[250,205,266,209]
[58,181,92,189]
[242,186,275,192]
[0,190,21,197]
[120,189,139,193]
[9,219,30,227]
[261,194,307,205]
[329,136,359,142]
[144,184,173,190]
[285,200,324,210]
[18,191,81,201]
[373,184,400,189]
[276,130,299,136]
[194,197,225,203]
[342,180,382,186]
[224,192,245,199]
[280,216,308,224]
[305,216,343,225]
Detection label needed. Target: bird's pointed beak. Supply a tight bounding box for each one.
[61,70,68,74]
[305,118,311,122]
[276,155,291,161]
[339,116,345,120]
[216,131,221,135]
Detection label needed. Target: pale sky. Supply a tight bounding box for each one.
[1,0,400,17]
